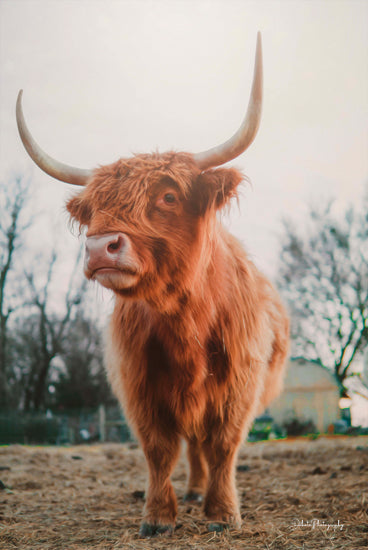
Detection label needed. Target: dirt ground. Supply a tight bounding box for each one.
[0,436,367,550]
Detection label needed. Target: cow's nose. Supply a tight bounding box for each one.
[86,233,125,256]
[85,233,127,273]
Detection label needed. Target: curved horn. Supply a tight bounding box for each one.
[16,90,93,186]
[193,32,263,171]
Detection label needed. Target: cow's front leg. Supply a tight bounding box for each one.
[202,432,242,531]
[139,432,181,537]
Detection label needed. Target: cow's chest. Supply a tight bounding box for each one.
[134,332,208,434]
[108,314,230,436]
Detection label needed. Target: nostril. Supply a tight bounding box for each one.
[107,235,123,253]
[108,241,120,252]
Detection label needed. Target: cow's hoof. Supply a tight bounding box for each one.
[139,522,174,538]
[183,491,203,503]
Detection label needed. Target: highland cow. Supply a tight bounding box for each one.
[16,33,289,536]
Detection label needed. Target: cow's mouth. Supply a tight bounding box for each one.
[92,266,138,277]
[91,266,139,289]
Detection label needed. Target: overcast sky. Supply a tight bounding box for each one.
[0,0,367,281]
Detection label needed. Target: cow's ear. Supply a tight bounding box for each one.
[66,194,92,226]
[192,168,243,214]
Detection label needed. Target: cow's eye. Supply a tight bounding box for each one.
[155,190,180,211]
[163,193,176,205]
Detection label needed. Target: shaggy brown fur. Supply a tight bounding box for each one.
[67,151,289,536]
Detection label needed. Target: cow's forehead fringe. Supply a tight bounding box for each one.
[90,151,200,199]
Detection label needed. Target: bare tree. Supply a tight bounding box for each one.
[0,175,30,407]
[52,312,114,410]
[21,246,87,411]
[0,174,107,412]
[278,190,368,393]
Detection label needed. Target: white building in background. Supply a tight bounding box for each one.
[268,358,341,433]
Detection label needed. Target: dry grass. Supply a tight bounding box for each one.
[0,436,367,549]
